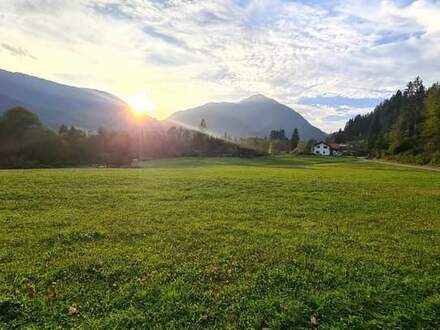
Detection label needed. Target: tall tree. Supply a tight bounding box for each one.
[290,128,300,151]
[200,119,207,132]
[0,107,42,137]
[333,129,345,143]
[0,107,62,164]
[269,129,287,140]
[423,83,440,153]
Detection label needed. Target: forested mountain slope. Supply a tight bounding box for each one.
[331,77,440,164]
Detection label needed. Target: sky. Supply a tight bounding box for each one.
[1,0,440,132]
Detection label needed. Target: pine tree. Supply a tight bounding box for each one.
[200,119,207,132]
[367,113,381,150]
[399,77,425,139]
[423,83,440,152]
[290,128,300,151]
[333,129,345,143]
[58,124,68,135]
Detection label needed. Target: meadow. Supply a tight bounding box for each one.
[0,156,439,329]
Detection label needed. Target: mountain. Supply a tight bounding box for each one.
[0,69,151,130]
[169,94,327,140]
[0,94,25,111]
[0,69,327,139]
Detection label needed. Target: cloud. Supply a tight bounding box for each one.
[143,27,190,50]
[1,43,36,60]
[91,1,135,20]
[146,50,200,66]
[291,103,374,133]
[0,0,439,132]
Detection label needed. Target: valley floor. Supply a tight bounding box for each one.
[0,156,439,328]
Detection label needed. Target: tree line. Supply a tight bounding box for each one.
[0,107,262,168]
[330,77,440,164]
[237,128,309,155]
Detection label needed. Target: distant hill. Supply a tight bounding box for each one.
[0,69,153,130]
[169,94,327,140]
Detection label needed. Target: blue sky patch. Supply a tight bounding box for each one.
[298,96,382,108]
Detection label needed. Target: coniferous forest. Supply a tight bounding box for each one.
[331,77,440,164]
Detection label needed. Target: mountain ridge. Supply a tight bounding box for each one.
[0,69,327,139]
[169,94,327,140]
[0,68,151,130]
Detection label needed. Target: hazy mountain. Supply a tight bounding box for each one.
[0,69,151,130]
[0,69,327,139]
[169,94,327,140]
[0,94,25,111]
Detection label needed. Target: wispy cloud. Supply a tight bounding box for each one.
[1,43,36,60]
[0,0,439,131]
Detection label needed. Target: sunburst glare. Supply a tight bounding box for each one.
[126,92,156,115]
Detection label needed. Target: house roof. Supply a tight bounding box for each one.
[313,141,330,147]
[330,143,348,150]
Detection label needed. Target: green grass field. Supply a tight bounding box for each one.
[1,156,439,329]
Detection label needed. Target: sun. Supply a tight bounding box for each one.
[126,93,156,115]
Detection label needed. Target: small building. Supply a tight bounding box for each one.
[312,141,332,156]
[330,143,348,156]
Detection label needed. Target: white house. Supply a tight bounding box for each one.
[312,141,332,156]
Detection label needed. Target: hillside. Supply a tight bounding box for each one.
[332,77,440,164]
[169,94,327,141]
[0,69,151,130]
[0,94,24,110]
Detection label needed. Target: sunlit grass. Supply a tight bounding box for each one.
[0,156,439,328]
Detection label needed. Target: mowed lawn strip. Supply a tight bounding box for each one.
[0,156,439,329]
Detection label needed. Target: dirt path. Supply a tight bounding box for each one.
[367,159,440,172]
